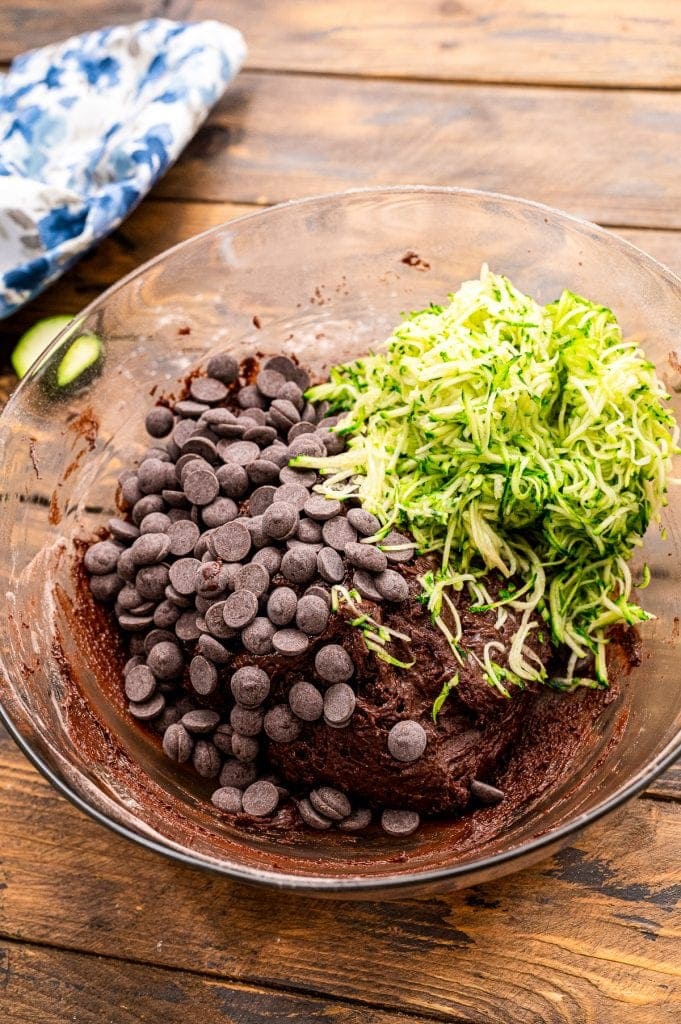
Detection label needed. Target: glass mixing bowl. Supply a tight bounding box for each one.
[1,187,680,897]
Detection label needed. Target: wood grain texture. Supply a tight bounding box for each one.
[2,1,681,88]
[2,194,680,354]
[0,939,423,1024]
[145,72,681,229]
[199,0,681,89]
[0,728,679,1024]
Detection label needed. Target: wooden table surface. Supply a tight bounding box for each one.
[1,4,681,1022]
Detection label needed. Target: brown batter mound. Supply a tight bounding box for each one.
[222,559,637,818]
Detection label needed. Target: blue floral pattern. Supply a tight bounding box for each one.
[0,19,246,317]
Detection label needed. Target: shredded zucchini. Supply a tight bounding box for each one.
[299,267,679,688]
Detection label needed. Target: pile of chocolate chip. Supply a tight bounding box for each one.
[84,352,428,837]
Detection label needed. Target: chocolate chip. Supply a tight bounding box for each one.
[166,519,200,557]
[182,709,221,734]
[304,584,331,607]
[192,740,222,778]
[309,787,351,822]
[317,546,345,584]
[162,489,190,510]
[287,420,315,442]
[212,723,234,755]
[295,517,323,545]
[321,516,357,551]
[201,497,238,528]
[131,493,165,525]
[174,399,209,419]
[162,723,193,763]
[237,384,267,411]
[242,780,279,817]
[380,530,415,563]
[139,511,171,535]
[298,797,332,830]
[211,786,243,813]
[234,562,270,597]
[374,569,410,602]
[168,557,201,595]
[143,628,176,654]
[223,440,261,466]
[315,645,354,684]
[264,704,302,743]
[230,666,270,708]
[263,500,298,540]
[316,428,345,456]
[183,467,219,506]
[288,681,324,721]
[288,434,325,459]
[303,494,341,521]
[232,733,260,762]
[230,705,264,737]
[206,352,238,384]
[189,655,218,696]
[220,759,258,788]
[145,638,183,679]
[89,572,124,602]
[346,508,380,537]
[174,610,201,641]
[323,683,356,726]
[279,380,304,410]
[190,376,228,404]
[108,518,140,543]
[181,436,219,463]
[124,664,156,702]
[280,546,318,585]
[352,570,383,602]
[267,586,298,626]
[204,601,236,639]
[136,564,169,601]
[211,520,252,562]
[84,540,122,575]
[250,485,277,516]
[272,628,310,656]
[222,590,258,629]
[145,406,174,438]
[256,368,286,398]
[117,611,155,632]
[165,583,193,608]
[197,633,231,663]
[295,594,329,635]
[470,780,506,805]
[338,808,372,832]
[279,465,317,487]
[275,483,309,511]
[345,541,388,573]
[120,476,143,508]
[252,545,282,574]
[245,515,268,549]
[269,397,301,430]
[246,458,281,486]
[216,463,249,498]
[244,425,279,447]
[241,617,276,655]
[388,721,427,763]
[128,692,165,720]
[263,354,297,379]
[381,809,420,837]
[138,458,172,494]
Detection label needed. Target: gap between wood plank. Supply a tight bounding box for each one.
[0,931,474,1024]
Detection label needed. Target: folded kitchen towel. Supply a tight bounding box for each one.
[0,18,246,318]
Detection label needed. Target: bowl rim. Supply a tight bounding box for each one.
[2,184,681,893]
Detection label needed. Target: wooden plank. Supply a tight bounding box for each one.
[146,72,681,229]
[0,938,422,1024]
[1,195,680,357]
[2,1,681,88]
[647,762,681,801]
[0,728,679,1024]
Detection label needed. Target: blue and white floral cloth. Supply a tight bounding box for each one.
[0,19,246,318]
